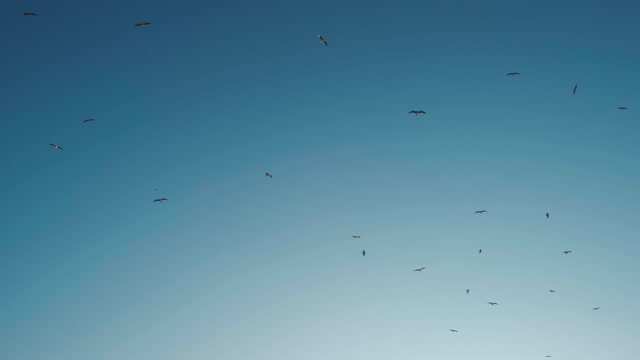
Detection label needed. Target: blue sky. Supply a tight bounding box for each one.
[1,1,639,359]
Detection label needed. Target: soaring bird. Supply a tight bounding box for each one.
[546,212,550,219]
[506,72,520,76]
[414,267,426,272]
[572,84,578,95]
[83,118,95,123]
[593,307,600,310]
[545,356,552,358]
[474,210,487,214]
[618,106,627,110]
[153,198,168,203]
[134,22,151,27]
[24,12,37,17]
[562,250,572,254]
[351,235,361,238]
[487,302,499,306]
[265,172,272,178]
[449,329,459,333]
[317,35,328,46]
[549,290,556,293]
[408,110,426,116]
[362,250,366,257]
[49,144,63,151]
[466,289,470,294]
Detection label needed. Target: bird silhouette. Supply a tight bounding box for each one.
[506,72,520,76]
[562,250,572,254]
[408,110,426,116]
[134,22,151,27]
[549,290,556,293]
[414,267,426,272]
[618,106,627,110]
[265,172,272,178]
[572,84,578,95]
[351,235,361,238]
[449,329,459,332]
[153,198,168,203]
[24,12,37,17]
[546,212,549,219]
[49,144,63,151]
[545,356,552,358]
[487,302,499,306]
[593,307,600,310]
[83,118,95,123]
[317,35,328,46]
[474,210,487,214]
[362,250,366,257]
[478,249,482,254]
[466,289,470,294]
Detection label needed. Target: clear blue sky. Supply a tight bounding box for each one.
[1,1,639,359]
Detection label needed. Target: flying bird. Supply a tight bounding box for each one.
[506,72,520,76]
[549,290,556,293]
[317,35,328,46]
[408,110,426,116]
[153,198,168,203]
[572,84,578,95]
[351,235,361,238]
[593,307,600,310]
[478,249,482,254]
[562,250,572,254]
[545,356,552,358]
[49,144,63,151]
[24,12,37,17]
[83,118,95,123]
[474,210,487,214]
[487,302,499,306]
[265,172,272,178]
[466,289,470,294]
[449,329,459,333]
[362,250,366,257]
[546,212,550,219]
[134,22,151,27]
[618,106,627,110]
[414,267,426,272]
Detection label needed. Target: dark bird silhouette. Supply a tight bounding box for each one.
[408,110,426,116]
[546,212,549,219]
[593,307,600,310]
[449,329,459,333]
[153,198,168,203]
[351,235,361,238]
[414,267,426,272]
[466,289,470,294]
[487,302,499,306]
[618,106,627,110]
[24,12,37,17]
[362,250,366,257]
[506,72,520,76]
[83,118,95,123]
[545,356,552,358]
[478,249,482,254]
[134,22,151,27]
[317,35,328,46]
[572,84,578,95]
[474,210,487,214]
[265,172,272,178]
[562,250,572,254]
[549,290,556,293]
[49,144,63,151]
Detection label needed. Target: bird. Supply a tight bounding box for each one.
[23,12,37,17]
[153,198,168,203]
[351,235,361,238]
[545,356,552,358]
[414,267,426,272]
[317,35,328,46]
[466,289,470,294]
[572,84,578,95]
[593,307,600,310]
[83,118,95,123]
[449,329,459,333]
[474,210,487,214]
[506,72,520,76]
[487,302,499,306]
[618,106,627,110]
[134,22,151,27]
[549,290,556,293]
[562,250,572,254]
[408,110,426,116]
[546,212,550,219]
[478,249,482,254]
[362,250,366,257]
[49,144,63,151]
[265,172,272,178]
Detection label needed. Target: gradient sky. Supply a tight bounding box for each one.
[1,1,640,359]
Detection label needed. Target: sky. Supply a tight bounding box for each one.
[1,0,640,359]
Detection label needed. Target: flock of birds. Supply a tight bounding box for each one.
[20,9,630,360]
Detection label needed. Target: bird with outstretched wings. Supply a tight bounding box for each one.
[153,198,168,203]
[506,72,520,76]
[414,267,426,272]
[134,22,151,27]
[618,106,627,110]
[317,35,328,46]
[487,302,499,306]
[49,144,63,151]
[572,84,578,95]
[24,12,37,17]
[562,250,572,254]
[474,210,487,214]
[408,110,426,116]
[265,172,272,178]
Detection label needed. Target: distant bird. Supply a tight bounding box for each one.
[562,250,572,254]
[134,22,151,27]
[466,289,470,294]
[449,329,459,333]
[24,12,37,17]
[317,35,328,46]
[83,118,95,123]
[549,290,556,293]
[572,84,578,95]
[546,212,550,219]
[593,307,600,310]
[408,110,426,116]
[618,106,627,110]
[265,172,272,178]
[414,267,426,272]
[49,144,63,151]
[474,210,487,214]
[487,302,499,306]
[362,250,366,257]
[351,235,361,238]
[478,249,482,254]
[506,72,520,76]
[545,356,552,358]
[153,198,168,203]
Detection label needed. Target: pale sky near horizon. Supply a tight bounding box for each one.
[1,1,640,359]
